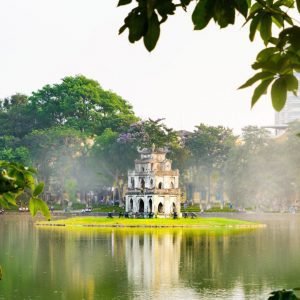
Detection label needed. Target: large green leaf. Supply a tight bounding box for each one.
[156,0,176,17]
[144,13,160,51]
[271,77,287,111]
[256,47,277,62]
[249,2,262,14]
[24,174,35,191]
[117,0,132,6]
[2,193,16,206]
[214,0,235,28]
[249,14,261,41]
[260,13,272,44]
[297,0,300,12]
[285,74,298,93]
[29,197,50,219]
[239,71,274,89]
[33,182,45,197]
[0,196,8,208]
[192,0,215,30]
[251,78,274,107]
[271,15,284,28]
[128,12,147,43]
[234,0,249,18]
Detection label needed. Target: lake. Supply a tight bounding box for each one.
[0,213,299,299]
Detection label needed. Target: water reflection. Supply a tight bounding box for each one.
[1,214,300,299]
[125,232,181,295]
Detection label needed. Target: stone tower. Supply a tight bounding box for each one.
[125,145,181,216]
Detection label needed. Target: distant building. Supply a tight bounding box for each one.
[125,145,181,216]
[274,73,300,134]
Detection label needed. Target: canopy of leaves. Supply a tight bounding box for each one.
[186,124,236,170]
[28,75,137,134]
[118,0,300,111]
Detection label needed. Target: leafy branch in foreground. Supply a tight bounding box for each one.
[118,0,300,111]
[268,288,300,299]
[0,161,50,219]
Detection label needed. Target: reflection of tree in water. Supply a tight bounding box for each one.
[0,216,133,300]
[125,232,182,291]
[34,229,132,300]
[179,224,300,298]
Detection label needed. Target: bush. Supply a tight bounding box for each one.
[71,203,86,210]
[181,205,200,212]
[92,205,125,213]
[205,207,238,213]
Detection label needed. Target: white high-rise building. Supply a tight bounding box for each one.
[275,73,300,126]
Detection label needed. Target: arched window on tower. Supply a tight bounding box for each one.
[158,202,163,213]
[130,199,133,211]
[139,199,144,212]
[141,178,145,189]
[149,199,152,212]
[158,182,163,189]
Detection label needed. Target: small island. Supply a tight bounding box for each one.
[36,216,265,229]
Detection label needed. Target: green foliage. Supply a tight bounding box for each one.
[205,207,238,212]
[28,75,137,134]
[0,93,28,111]
[185,124,236,204]
[223,124,300,211]
[70,202,86,210]
[118,0,300,111]
[33,182,44,197]
[0,161,50,219]
[268,289,299,299]
[92,205,125,213]
[181,205,201,212]
[65,179,78,202]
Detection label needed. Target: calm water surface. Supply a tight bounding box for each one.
[0,214,299,300]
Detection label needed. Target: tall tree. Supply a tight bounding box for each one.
[0,94,34,138]
[186,124,236,205]
[23,127,86,202]
[28,75,137,134]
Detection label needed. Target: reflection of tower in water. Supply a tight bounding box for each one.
[125,232,182,290]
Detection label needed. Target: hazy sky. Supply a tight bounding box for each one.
[0,0,275,133]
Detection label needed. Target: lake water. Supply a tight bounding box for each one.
[0,214,299,300]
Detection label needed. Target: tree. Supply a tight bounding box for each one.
[118,0,300,111]
[224,126,272,208]
[186,124,236,205]
[28,75,137,134]
[23,127,86,202]
[0,136,31,165]
[0,93,28,110]
[0,95,34,138]
[224,125,297,211]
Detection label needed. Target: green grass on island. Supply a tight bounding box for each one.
[36,216,265,229]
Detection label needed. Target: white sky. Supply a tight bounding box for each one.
[0,0,275,134]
